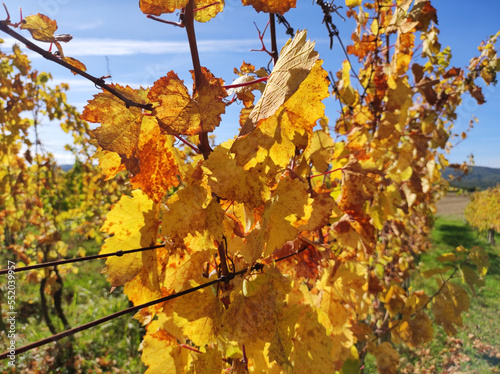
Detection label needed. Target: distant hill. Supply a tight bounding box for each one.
[444,165,500,190]
[60,164,73,172]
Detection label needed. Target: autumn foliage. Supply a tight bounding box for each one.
[1,0,500,372]
[465,185,500,244]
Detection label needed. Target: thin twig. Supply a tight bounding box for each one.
[223,76,268,90]
[147,14,184,28]
[0,22,153,111]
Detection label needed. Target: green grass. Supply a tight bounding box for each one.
[2,217,498,373]
[1,238,147,373]
[396,216,500,373]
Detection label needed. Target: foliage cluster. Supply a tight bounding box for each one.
[465,185,500,244]
[1,0,499,373]
[0,38,129,369]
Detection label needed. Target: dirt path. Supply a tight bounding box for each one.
[435,194,471,218]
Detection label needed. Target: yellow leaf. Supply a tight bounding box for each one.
[304,129,335,173]
[171,280,222,346]
[100,190,159,287]
[290,304,336,373]
[141,321,192,374]
[62,56,87,74]
[468,246,489,277]
[222,267,292,347]
[21,13,58,42]
[369,342,399,374]
[189,346,223,374]
[232,60,329,172]
[432,282,470,335]
[162,248,213,293]
[194,0,224,22]
[161,184,224,250]
[297,193,336,232]
[139,0,188,15]
[94,149,125,181]
[261,178,310,257]
[124,263,162,324]
[83,85,148,158]
[436,252,457,263]
[395,311,433,347]
[383,285,406,317]
[345,0,362,8]
[149,68,226,135]
[241,0,296,15]
[240,30,318,135]
[337,61,357,106]
[203,140,270,208]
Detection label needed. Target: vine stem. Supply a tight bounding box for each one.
[310,167,344,179]
[183,1,228,282]
[269,14,278,65]
[183,0,212,160]
[223,76,268,90]
[0,21,152,111]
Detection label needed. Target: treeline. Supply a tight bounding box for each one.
[445,166,500,190]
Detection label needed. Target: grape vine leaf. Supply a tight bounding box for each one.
[241,0,296,15]
[149,68,226,135]
[82,85,149,158]
[232,60,329,172]
[130,116,181,203]
[99,190,159,287]
[240,30,318,135]
[20,14,58,43]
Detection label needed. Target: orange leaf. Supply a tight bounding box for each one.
[20,13,57,42]
[241,0,296,14]
[149,68,226,135]
[82,85,148,158]
[62,56,87,75]
[130,117,181,203]
[139,0,188,15]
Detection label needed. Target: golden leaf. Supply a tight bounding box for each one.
[130,116,181,203]
[188,347,223,373]
[232,60,329,172]
[240,30,318,135]
[94,148,125,181]
[194,0,224,22]
[100,190,159,287]
[139,0,188,15]
[141,321,192,374]
[83,85,148,158]
[432,281,470,335]
[261,178,310,257]
[345,0,361,8]
[149,68,226,135]
[161,184,224,249]
[21,14,58,42]
[203,140,270,208]
[290,304,336,373]
[222,267,293,349]
[171,280,222,346]
[369,342,399,374]
[304,129,335,173]
[241,0,296,14]
[62,56,87,74]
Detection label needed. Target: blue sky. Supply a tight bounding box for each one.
[1,0,499,168]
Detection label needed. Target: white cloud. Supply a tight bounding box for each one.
[1,37,258,57]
